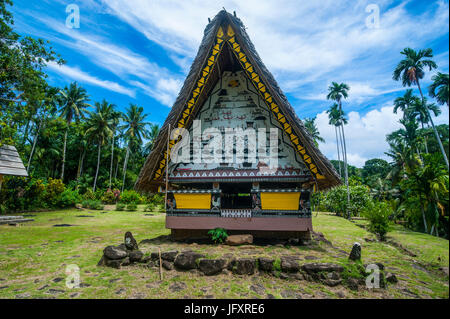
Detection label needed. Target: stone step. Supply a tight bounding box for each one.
[0,218,34,225]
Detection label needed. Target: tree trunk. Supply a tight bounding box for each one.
[114,157,119,179]
[338,101,351,219]
[93,140,102,192]
[27,119,43,173]
[61,126,68,181]
[109,133,115,189]
[421,122,429,154]
[341,124,351,219]
[417,80,449,170]
[22,118,31,147]
[334,125,342,177]
[421,206,428,233]
[121,146,130,192]
[76,147,86,181]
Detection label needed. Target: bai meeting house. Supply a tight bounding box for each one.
[136,10,340,240]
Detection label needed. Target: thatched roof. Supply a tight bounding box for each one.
[135,10,341,192]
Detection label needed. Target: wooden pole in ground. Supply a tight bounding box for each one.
[158,247,163,280]
[164,124,171,211]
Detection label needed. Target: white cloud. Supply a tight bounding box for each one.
[35,15,183,106]
[47,62,135,97]
[315,103,449,167]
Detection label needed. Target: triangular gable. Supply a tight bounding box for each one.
[136,10,341,192]
[153,24,323,181]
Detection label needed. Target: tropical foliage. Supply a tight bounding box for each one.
[0,1,160,212]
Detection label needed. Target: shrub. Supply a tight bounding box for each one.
[126,202,138,211]
[94,188,104,201]
[324,185,372,217]
[101,188,120,204]
[119,190,143,204]
[57,188,82,208]
[144,203,154,212]
[83,188,96,201]
[42,178,65,207]
[149,193,165,206]
[362,201,392,241]
[81,199,104,210]
[116,203,126,211]
[207,228,228,244]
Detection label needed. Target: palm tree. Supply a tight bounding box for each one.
[428,72,449,107]
[109,110,122,189]
[401,153,448,235]
[144,124,160,156]
[387,117,422,156]
[303,117,325,147]
[393,48,448,170]
[119,104,150,192]
[58,82,90,181]
[408,97,441,153]
[393,89,418,120]
[85,100,114,192]
[327,82,351,218]
[327,103,347,178]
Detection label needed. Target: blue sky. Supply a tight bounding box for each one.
[10,0,449,167]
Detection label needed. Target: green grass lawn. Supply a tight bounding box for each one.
[0,208,448,299]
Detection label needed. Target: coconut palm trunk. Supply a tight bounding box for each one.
[109,132,115,188]
[93,139,102,192]
[121,146,130,192]
[61,127,68,180]
[338,101,351,219]
[27,118,43,173]
[416,80,449,170]
[421,122,429,154]
[334,126,342,177]
[77,147,86,181]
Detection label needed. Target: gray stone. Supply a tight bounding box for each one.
[162,260,174,270]
[161,250,179,262]
[233,258,256,275]
[47,289,65,295]
[169,282,187,292]
[349,242,361,261]
[281,256,300,273]
[103,245,128,260]
[129,250,144,263]
[174,252,205,270]
[198,259,227,276]
[347,278,359,291]
[385,272,398,284]
[301,263,344,274]
[322,278,342,287]
[258,257,274,272]
[250,284,265,294]
[105,258,125,269]
[124,231,138,251]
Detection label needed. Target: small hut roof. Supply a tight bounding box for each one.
[135,10,341,192]
[0,145,28,177]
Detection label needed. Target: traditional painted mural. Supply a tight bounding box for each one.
[169,70,310,176]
